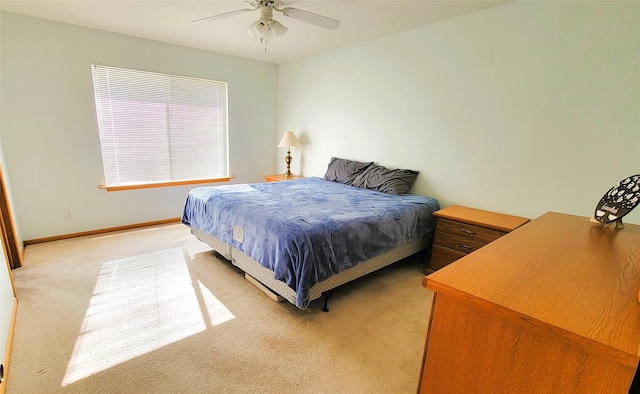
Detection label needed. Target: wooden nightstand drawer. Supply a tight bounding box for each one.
[436,219,505,244]
[430,245,466,271]
[433,231,488,254]
[427,206,529,272]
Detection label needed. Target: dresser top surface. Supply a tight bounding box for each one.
[425,212,640,361]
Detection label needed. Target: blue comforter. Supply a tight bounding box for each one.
[182,177,439,309]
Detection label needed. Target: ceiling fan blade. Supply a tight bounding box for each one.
[281,7,340,30]
[192,8,253,23]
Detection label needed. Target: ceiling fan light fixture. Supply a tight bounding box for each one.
[247,17,272,42]
[247,14,287,45]
[196,0,340,52]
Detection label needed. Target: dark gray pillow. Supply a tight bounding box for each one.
[323,157,373,185]
[351,164,419,195]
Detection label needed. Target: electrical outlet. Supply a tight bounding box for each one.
[64,210,72,220]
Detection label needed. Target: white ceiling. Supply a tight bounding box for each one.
[0,1,512,64]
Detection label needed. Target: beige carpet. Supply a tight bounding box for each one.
[7,223,433,393]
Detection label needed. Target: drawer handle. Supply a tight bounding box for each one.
[460,228,476,235]
[458,243,474,250]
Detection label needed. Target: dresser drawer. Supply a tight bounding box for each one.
[436,218,505,244]
[434,232,488,254]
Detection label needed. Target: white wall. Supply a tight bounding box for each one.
[278,0,640,224]
[1,12,279,240]
[2,1,639,242]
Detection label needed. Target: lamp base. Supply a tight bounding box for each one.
[283,150,294,179]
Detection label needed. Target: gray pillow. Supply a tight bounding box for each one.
[351,164,418,195]
[323,157,374,185]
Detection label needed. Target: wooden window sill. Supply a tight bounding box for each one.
[99,177,234,191]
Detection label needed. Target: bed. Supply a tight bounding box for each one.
[181,160,440,310]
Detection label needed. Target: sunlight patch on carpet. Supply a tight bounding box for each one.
[186,241,215,259]
[61,246,235,386]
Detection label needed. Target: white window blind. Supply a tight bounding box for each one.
[91,65,229,187]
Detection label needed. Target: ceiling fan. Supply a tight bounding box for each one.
[193,0,341,50]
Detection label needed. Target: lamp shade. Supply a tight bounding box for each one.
[278,131,301,147]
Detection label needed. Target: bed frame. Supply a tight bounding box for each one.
[191,226,429,311]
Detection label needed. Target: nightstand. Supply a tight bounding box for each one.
[264,174,304,182]
[429,205,529,271]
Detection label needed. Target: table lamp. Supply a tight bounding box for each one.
[278,130,301,179]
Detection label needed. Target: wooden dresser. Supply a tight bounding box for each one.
[418,212,640,393]
[429,205,529,271]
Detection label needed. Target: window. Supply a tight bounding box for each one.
[91,65,230,191]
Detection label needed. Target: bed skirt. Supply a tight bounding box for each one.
[190,226,429,308]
